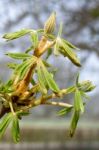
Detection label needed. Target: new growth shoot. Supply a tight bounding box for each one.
[0,12,95,142]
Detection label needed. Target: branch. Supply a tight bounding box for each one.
[34,36,55,57]
[17,89,73,112]
[44,101,73,108]
[17,99,73,113]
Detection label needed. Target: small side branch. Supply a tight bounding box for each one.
[9,101,15,115]
[44,101,73,108]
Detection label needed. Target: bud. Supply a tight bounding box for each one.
[44,12,56,34]
[78,80,95,92]
[3,29,30,41]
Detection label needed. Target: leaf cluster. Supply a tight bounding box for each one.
[0,12,95,142]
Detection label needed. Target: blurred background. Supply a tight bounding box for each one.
[0,0,99,149]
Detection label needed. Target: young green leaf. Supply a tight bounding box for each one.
[0,113,12,139]
[45,33,55,40]
[30,31,38,49]
[17,111,30,116]
[53,22,63,56]
[41,61,60,92]
[37,60,59,93]
[37,29,44,33]
[54,37,60,56]
[14,56,37,82]
[80,91,90,100]
[30,84,40,94]
[62,39,81,67]
[11,116,20,143]
[0,79,14,93]
[57,38,81,67]
[62,39,79,50]
[46,48,52,60]
[25,45,34,53]
[6,52,31,60]
[74,88,84,113]
[37,64,47,94]
[14,60,31,82]
[42,60,52,68]
[7,63,18,70]
[37,28,55,40]
[58,22,63,37]
[4,79,14,92]
[65,86,76,94]
[18,60,33,80]
[3,29,31,41]
[69,111,80,137]
[58,107,73,116]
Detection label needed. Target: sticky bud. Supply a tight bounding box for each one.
[44,12,56,34]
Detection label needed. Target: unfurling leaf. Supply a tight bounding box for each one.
[4,80,14,92]
[14,61,30,82]
[44,12,56,34]
[6,52,31,60]
[42,60,52,68]
[0,79,13,93]
[45,33,55,40]
[37,29,55,40]
[42,68,59,92]
[37,64,47,94]
[58,107,73,116]
[62,39,79,50]
[17,61,32,80]
[46,48,52,60]
[30,31,38,49]
[3,29,31,41]
[58,22,63,37]
[54,37,60,56]
[69,111,80,137]
[65,86,76,94]
[25,45,34,53]
[80,91,90,100]
[37,60,59,93]
[11,116,20,143]
[60,39,81,67]
[54,23,63,56]
[17,111,30,117]
[0,113,12,139]
[74,88,84,113]
[54,37,81,67]
[78,80,95,92]
[14,56,37,82]
[7,63,18,70]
